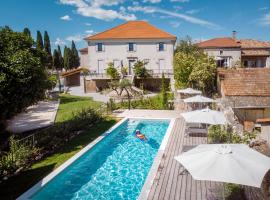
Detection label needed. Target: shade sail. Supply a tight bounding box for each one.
[183,95,215,103]
[175,144,270,188]
[177,88,202,95]
[181,108,226,125]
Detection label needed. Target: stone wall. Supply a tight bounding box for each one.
[134,77,170,92]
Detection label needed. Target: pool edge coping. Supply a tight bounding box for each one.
[17,117,128,200]
[137,118,176,200]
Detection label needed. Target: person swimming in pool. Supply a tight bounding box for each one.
[135,129,147,141]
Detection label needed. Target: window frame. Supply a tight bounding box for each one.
[158,42,165,51]
[128,43,135,52]
[97,43,103,52]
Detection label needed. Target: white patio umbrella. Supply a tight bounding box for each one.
[177,88,202,95]
[175,144,270,187]
[181,108,226,125]
[183,95,215,103]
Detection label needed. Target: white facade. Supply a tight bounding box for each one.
[87,39,175,75]
[80,53,89,68]
[203,48,241,68]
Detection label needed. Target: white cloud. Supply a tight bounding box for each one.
[170,21,181,28]
[260,12,270,26]
[128,6,220,29]
[143,0,161,3]
[170,0,189,2]
[85,30,94,35]
[66,34,83,42]
[85,22,92,26]
[186,9,200,15]
[55,38,66,46]
[60,15,72,20]
[59,0,136,21]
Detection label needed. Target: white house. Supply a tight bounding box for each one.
[81,21,176,77]
[197,32,270,68]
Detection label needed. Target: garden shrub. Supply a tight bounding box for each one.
[0,136,38,178]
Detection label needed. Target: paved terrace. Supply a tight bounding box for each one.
[143,117,223,200]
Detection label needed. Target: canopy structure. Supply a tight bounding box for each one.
[181,108,226,125]
[175,144,270,188]
[183,95,215,103]
[176,88,202,95]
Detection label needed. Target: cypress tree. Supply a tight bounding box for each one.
[57,45,64,70]
[53,49,60,69]
[36,30,43,50]
[71,40,80,68]
[23,27,31,37]
[64,46,68,70]
[44,31,52,69]
[161,73,168,109]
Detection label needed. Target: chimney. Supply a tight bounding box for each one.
[232,31,237,40]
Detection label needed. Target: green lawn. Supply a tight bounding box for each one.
[0,94,116,200]
[55,94,102,123]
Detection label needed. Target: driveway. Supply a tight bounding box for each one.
[6,100,59,133]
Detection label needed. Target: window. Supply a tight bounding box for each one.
[98,60,105,74]
[159,43,165,51]
[97,43,103,52]
[128,43,135,52]
[220,50,223,55]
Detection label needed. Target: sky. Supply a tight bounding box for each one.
[1,0,270,51]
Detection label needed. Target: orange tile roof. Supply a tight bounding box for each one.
[242,49,270,56]
[218,68,270,96]
[85,21,176,41]
[197,37,241,48]
[79,47,88,53]
[239,39,270,48]
[197,38,270,49]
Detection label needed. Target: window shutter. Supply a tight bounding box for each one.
[134,43,137,52]
[156,43,159,51]
[95,43,98,52]
[164,43,166,51]
[102,43,105,52]
[126,43,129,51]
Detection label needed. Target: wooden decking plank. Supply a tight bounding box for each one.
[163,120,185,200]
[157,119,182,200]
[151,119,180,200]
[168,120,185,200]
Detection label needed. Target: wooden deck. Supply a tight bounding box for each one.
[147,118,223,200]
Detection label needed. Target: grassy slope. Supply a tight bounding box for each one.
[0,95,116,200]
[55,94,102,123]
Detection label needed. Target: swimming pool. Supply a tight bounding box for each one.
[25,118,171,200]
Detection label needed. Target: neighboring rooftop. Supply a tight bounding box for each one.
[85,21,176,41]
[79,47,88,53]
[197,38,270,49]
[197,37,241,48]
[218,68,270,96]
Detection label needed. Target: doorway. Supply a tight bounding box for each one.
[128,59,136,75]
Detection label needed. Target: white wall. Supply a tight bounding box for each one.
[266,57,270,68]
[80,53,89,68]
[87,39,175,74]
[203,48,241,67]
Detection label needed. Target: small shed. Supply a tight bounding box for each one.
[61,67,85,87]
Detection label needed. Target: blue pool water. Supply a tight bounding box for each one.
[31,119,170,200]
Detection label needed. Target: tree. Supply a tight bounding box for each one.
[23,27,31,37]
[106,62,119,79]
[174,37,217,95]
[71,40,80,68]
[64,46,72,70]
[36,30,43,50]
[0,27,48,122]
[161,73,168,109]
[44,31,52,69]
[133,60,150,78]
[57,45,64,70]
[53,49,60,69]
